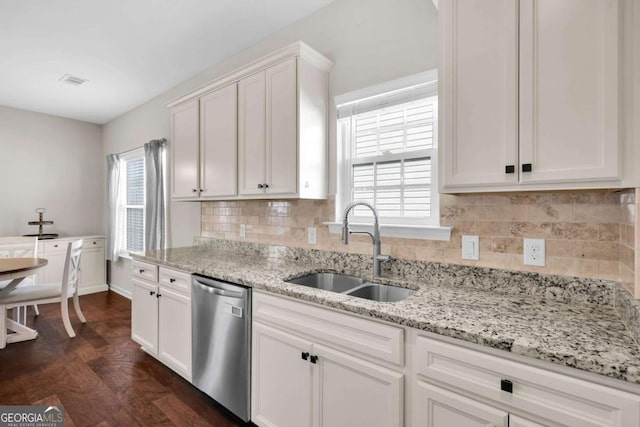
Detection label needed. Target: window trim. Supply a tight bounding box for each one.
[333,70,451,241]
[118,148,145,257]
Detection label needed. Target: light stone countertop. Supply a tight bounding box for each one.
[133,245,640,386]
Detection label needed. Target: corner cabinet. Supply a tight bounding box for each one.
[440,0,621,192]
[169,41,332,201]
[131,259,192,381]
[252,292,404,427]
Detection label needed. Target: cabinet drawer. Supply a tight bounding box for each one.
[158,267,191,295]
[82,239,105,250]
[132,260,158,282]
[414,335,640,427]
[254,292,404,366]
[42,240,71,253]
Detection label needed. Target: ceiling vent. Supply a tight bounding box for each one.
[59,74,88,86]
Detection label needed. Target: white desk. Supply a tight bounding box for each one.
[0,258,48,346]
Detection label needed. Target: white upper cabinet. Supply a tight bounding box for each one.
[200,83,238,197]
[440,0,621,192]
[171,99,200,198]
[440,0,518,188]
[168,42,332,201]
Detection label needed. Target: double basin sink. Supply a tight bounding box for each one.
[286,272,413,302]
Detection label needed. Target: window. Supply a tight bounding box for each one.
[118,151,145,254]
[337,71,439,228]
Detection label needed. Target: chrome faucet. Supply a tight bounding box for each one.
[342,201,391,277]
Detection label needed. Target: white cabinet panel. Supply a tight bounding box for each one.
[158,286,191,379]
[416,381,509,427]
[252,322,313,427]
[171,99,200,198]
[509,414,546,427]
[200,84,237,197]
[266,58,298,195]
[131,278,158,353]
[79,247,105,293]
[314,344,403,427]
[239,71,267,196]
[518,0,619,184]
[440,0,518,188]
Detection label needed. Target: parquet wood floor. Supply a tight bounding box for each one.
[0,291,249,426]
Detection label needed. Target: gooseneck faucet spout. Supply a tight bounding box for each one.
[342,201,390,277]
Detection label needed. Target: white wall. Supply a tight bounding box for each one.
[102,0,438,292]
[0,105,103,237]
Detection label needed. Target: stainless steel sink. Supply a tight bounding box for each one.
[345,283,414,302]
[286,273,365,293]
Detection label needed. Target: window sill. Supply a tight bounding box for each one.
[118,250,133,260]
[325,222,451,241]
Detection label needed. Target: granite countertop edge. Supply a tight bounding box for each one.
[132,249,640,387]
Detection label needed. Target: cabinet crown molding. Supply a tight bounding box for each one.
[167,41,333,108]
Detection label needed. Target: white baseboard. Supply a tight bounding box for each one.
[109,283,132,299]
[78,284,109,296]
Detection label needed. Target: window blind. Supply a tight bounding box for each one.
[123,157,145,252]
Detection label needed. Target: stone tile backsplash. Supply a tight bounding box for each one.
[201,189,640,297]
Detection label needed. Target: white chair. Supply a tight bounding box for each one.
[0,236,41,321]
[0,240,86,348]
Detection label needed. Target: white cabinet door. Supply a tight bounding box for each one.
[157,286,191,379]
[519,0,619,184]
[239,71,267,196]
[200,84,237,197]
[509,415,546,427]
[252,322,313,427]
[266,58,298,195]
[38,250,67,284]
[171,99,200,198]
[416,381,509,427]
[78,248,105,294]
[131,278,158,354]
[440,0,518,189]
[313,344,403,427]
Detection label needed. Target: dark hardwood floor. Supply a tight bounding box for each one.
[0,291,247,427]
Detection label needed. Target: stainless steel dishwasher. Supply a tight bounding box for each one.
[191,274,251,422]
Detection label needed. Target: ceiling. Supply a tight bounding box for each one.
[0,0,335,124]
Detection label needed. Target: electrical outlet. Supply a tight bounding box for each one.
[461,235,479,260]
[307,227,317,245]
[239,224,246,238]
[524,238,545,266]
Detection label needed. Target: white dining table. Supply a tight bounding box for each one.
[0,257,48,346]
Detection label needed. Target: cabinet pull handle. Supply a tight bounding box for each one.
[93,241,97,245]
[310,355,318,364]
[54,245,58,248]
[264,183,269,189]
[169,278,176,283]
[149,291,156,296]
[505,165,515,174]
[500,379,513,393]
[139,269,145,273]
[301,352,309,361]
[257,184,264,189]
[522,163,532,172]
[200,188,204,192]
[192,188,198,192]
[156,293,162,298]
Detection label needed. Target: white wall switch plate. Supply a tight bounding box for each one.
[239,224,246,238]
[461,235,479,260]
[524,238,545,266]
[307,227,317,245]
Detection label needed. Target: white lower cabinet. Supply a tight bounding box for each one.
[413,333,640,427]
[131,260,191,380]
[251,292,404,427]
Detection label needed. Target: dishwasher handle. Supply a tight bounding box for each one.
[194,281,244,299]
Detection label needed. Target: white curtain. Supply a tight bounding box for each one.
[106,154,122,261]
[144,139,167,251]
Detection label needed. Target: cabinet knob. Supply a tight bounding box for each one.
[257,184,264,189]
[156,293,162,298]
[301,352,309,361]
[54,245,58,248]
[200,188,204,192]
[192,188,198,192]
[169,278,176,283]
[522,163,532,173]
[500,379,513,393]
[264,183,269,189]
[93,241,97,245]
[149,291,156,296]
[505,165,515,174]
[310,355,318,364]
[139,269,145,273]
